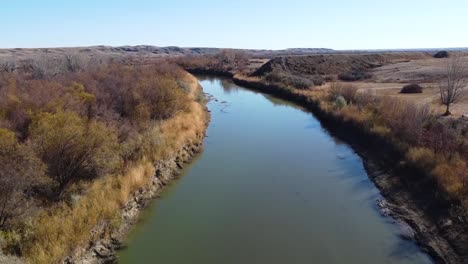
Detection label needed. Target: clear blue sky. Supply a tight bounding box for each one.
[2,0,467,50]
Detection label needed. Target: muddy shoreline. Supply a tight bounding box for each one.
[189,70,466,264]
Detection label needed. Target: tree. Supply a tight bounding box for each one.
[0,129,45,227]
[439,57,467,116]
[29,111,120,197]
[214,49,249,71]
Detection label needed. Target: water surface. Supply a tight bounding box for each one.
[119,77,431,264]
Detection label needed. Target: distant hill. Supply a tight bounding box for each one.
[1,45,467,63]
[0,46,336,62]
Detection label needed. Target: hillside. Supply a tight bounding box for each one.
[252,52,432,77]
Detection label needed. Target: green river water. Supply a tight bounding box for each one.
[118,76,432,264]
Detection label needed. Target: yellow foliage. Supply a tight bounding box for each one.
[22,73,208,264]
[338,104,371,123]
[370,125,391,137]
[406,147,437,170]
[432,155,466,195]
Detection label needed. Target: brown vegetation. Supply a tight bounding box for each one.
[0,58,207,263]
[176,49,249,74]
[264,70,316,89]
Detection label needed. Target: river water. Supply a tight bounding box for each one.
[118,76,432,264]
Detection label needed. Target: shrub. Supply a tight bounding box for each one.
[432,155,466,195]
[338,70,372,81]
[334,95,347,109]
[370,125,391,137]
[0,129,45,227]
[264,70,314,89]
[29,111,120,197]
[329,82,358,103]
[422,120,460,155]
[74,63,190,122]
[400,83,423,94]
[311,75,325,86]
[406,147,437,170]
[433,51,449,58]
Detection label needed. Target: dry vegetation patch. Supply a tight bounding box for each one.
[0,57,208,263]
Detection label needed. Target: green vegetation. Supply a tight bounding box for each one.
[0,59,207,263]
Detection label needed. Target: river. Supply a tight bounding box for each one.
[118,76,432,264]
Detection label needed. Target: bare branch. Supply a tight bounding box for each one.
[439,56,468,115]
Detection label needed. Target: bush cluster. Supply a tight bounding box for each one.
[264,70,315,89]
[176,49,249,73]
[328,89,468,202]
[338,70,372,81]
[434,51,449,58]
[400,83,423,94]
[0,61,191,228]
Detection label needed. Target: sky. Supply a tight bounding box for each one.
[2,0,468,50]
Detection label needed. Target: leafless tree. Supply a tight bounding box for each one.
[439,56,468,115]
[30,55,64,79]
[64,52,86,72]
[215,49,249,71]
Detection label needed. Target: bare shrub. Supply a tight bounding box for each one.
[0,129,45,227]
[30,56,64,79]
[264,70,314,89]
[380,99,434,145]
[0,61,16,73]
[64,53,87,72]
[422,120,461,155]
[329,82,358,103]
[214,49,249,72]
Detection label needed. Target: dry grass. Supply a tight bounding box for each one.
[20,73,208,264]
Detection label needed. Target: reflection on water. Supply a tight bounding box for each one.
[118,77,432,264]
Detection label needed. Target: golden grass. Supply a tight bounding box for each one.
[22,73,208,264]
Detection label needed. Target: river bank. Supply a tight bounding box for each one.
[59,73,210,264]
[67,139,207,264]
[187,70,466,264]
[0,72,210,264]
